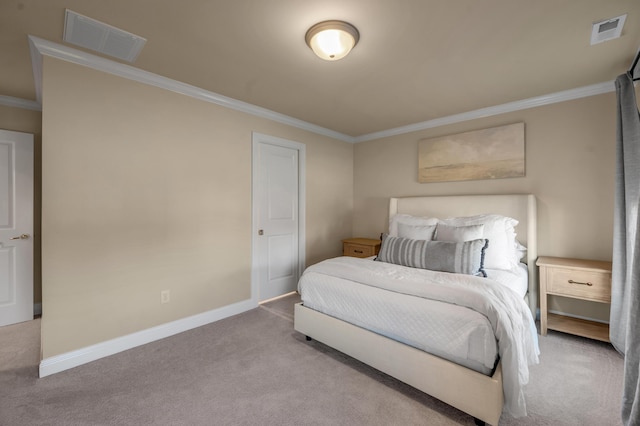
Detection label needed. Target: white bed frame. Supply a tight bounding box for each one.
[294,194,537,425]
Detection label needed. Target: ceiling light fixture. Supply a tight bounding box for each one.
[305,20,359,61]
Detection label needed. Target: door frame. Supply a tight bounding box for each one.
[251,132,306,304]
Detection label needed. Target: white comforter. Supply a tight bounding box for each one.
[299,256,540,418]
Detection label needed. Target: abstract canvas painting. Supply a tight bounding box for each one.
[418,122,525,183]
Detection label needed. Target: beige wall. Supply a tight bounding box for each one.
[31,50,635,356]
[0,105,42,305]
[354,93,617,321]
[40,57,353,358]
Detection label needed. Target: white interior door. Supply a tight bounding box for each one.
[0,129,34,327]
[252,134,305,302]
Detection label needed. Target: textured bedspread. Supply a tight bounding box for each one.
[298,256,540,417]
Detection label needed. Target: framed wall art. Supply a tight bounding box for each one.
[418,122,525,183]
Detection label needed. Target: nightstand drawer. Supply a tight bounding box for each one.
[343,243,376,258]
[342,238,381,258]
[546,268,611,302]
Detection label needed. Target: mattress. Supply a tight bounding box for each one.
[298,256,539,416]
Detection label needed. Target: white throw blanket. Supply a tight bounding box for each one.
[300,256,540,417]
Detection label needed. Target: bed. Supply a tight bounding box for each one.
[294,194,539,425]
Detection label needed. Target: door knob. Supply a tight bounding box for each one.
[258,229,264,236]
[10,234,30,240]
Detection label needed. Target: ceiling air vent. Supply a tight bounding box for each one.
[63,9,146,62]
[591,14,627,45]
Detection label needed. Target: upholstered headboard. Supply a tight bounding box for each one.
[389,194,538,316]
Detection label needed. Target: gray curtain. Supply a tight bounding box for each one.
[611,71,640,425]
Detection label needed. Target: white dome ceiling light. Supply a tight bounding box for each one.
[305,20,360,61]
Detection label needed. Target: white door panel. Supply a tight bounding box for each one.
[0,247,15,304]
[253,134,305,302]
[268,234,294,277]
[0,129,34,327]
[0,142,11,226]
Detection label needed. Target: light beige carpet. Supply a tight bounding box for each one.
[0,294,624,425]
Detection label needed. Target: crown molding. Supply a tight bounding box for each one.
[0,95,42,111]
[353,80,616,143]
[28,36,618,145]
[27,36,355,143]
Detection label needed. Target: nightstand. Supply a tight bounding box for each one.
[536,256,612,342]
[343,238,381,258]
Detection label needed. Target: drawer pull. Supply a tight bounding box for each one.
[354,250,363,254]
[568,279,593,287]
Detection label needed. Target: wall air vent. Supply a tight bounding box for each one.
[63,9,146,62]
[591,14,627,45]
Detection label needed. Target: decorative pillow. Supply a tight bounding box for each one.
[376,234,488,277]
[398,223,436,240]
[435,223,484,242]
[389,214,438,237]
[439,214,519,270]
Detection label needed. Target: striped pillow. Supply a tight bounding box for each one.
[376,234,488,277]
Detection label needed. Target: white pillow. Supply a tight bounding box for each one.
[398,223,436,240]
[439,214,519,270]
[389,214,438,237]
[435,223,484,242]
[515,240,527,262]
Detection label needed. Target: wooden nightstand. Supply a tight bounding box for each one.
[343,238,381,258]
[536,256,612,342]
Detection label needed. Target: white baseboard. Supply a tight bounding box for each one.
[39,298,257,378]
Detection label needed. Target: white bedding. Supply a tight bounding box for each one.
[298,256,540,418]
[486,263,529,298]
